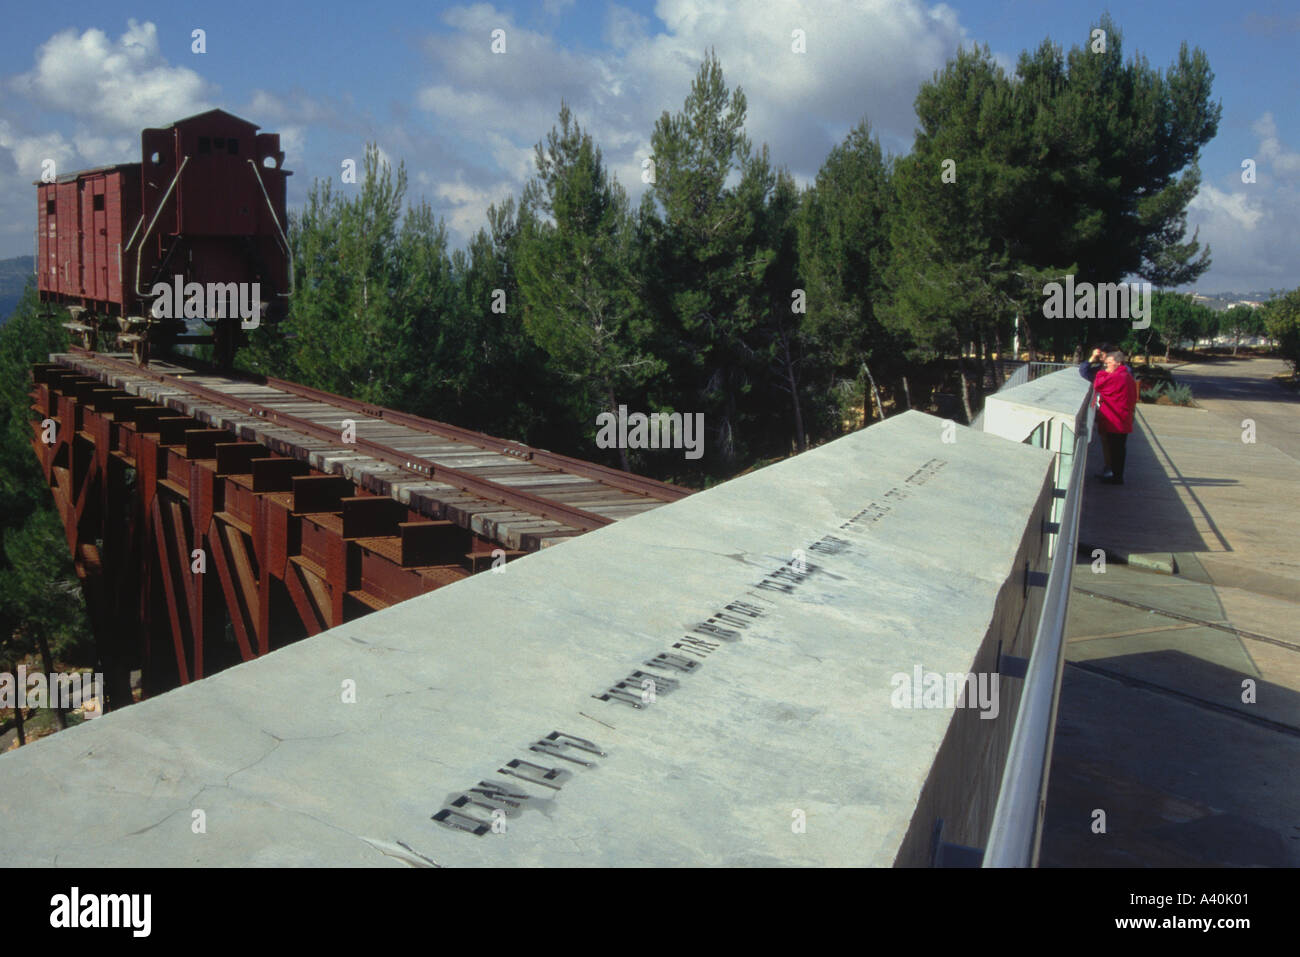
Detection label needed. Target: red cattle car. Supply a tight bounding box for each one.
[36,109,292,365]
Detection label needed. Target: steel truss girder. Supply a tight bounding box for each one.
[29,364,504,702]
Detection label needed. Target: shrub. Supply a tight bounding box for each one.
[1139,381,1165,403]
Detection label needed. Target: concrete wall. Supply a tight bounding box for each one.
[983,368,1090,449]
[983,368,1092,556]
[895,473,1053,863]
[0,410,1058,867]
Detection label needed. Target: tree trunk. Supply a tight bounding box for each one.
[35,632,66,730]
[723,388,739,464]
[779,331,806,452]
[902,376,912,411]
[1022,311,1039,362]
[605,385,631,473]
[861,362,885,423]
[958,359,975,425]
[7,662,25,747]
[980,332,994,391]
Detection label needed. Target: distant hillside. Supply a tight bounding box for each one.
[0,256,35,323]
[1190,289,1286,311]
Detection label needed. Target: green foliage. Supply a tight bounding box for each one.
[796,120,897,429]
[0,284,92,668]
[1010,16,1220,291]
[884,45,1022,361]
[1262,287,1300,372]
[447,199,567,445]
[1138,378,1194,405]
[0,508,90,663]
[642,51,771,469]
[1218,304,1266,352]
[267,146,460,413]
[515,102,663,457]
[1148,290,1216,357]
[883,18,1221,363]
[0,285,66,525]
[230,26,1223,465]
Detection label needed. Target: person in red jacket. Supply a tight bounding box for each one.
[1079,345,1139,485]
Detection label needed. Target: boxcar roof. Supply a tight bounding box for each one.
[161,108,261,131]
[32,162,141,187]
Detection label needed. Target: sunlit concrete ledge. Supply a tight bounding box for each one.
[0,411,1057,867]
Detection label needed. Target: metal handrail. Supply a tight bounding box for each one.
[246,160,294,298]
[133,156,189,297]
[982,393,1094,867]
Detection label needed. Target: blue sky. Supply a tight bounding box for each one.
[1,0,1296,292]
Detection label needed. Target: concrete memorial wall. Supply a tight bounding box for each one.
[983,368,1092,554]
[983,368,1091,449]
[0,410,1057,866]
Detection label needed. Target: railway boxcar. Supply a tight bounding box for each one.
[36,109,291,365]
[37,164,141,314]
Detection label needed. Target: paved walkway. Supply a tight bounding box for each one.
[1041,356,1300,866]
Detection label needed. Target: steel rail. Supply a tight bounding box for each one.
[245,159,294,298]
[133,155,189,297]
[259,375,693,502]
[62,349,615,532]
[982,394,1095,868]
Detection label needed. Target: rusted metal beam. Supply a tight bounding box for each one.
[151,494,192,685]
[398,521,468,567]
[207,518,257,662]
[341,496,407,539]
[31,352,683,705]
[252,456,309,492]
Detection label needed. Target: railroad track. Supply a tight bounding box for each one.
[51,348,690,550]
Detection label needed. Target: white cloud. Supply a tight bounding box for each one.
[426,174,517,237]
[1185,115,1300,291]
[0,20,222,257]
[1250,112,1300,176]
[277,126,306,166]
[408,0,973,248]
[11,20,215,132]
[247,90,342,132]
[1190,183,1264,232]
[0,122,76,180]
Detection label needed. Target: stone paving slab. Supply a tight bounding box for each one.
[1044,357,1300,867]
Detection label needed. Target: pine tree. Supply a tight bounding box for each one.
[515,103,662,471]
[645,51,766,469]
[796,119,896,430]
